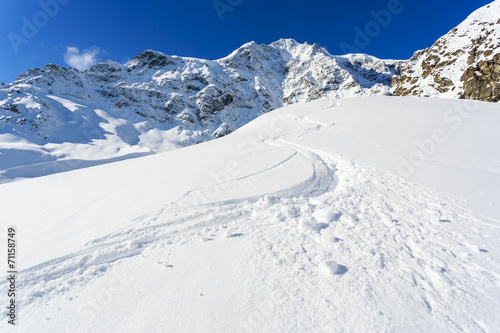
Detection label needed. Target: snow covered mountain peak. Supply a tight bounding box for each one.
[1,1,498,182]
[0,39,400,181]
[88,60,124,73]
[465,0,500,25]
[392,0,500,101]
[126,49,180,71]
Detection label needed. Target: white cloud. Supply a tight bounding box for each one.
[63,46,100,71]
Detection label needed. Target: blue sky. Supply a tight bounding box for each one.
[0,0,492,83]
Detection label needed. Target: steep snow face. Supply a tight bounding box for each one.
[392,0,500,101]
[0,40,399,182]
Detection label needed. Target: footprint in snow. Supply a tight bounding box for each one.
[223,229,244,238]
[157,261,173,268]
[466,244,489,253]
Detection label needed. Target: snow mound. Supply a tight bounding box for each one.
[319,260,341,276]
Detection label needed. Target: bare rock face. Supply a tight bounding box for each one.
[392,1,500,102]
[460,53,500,102]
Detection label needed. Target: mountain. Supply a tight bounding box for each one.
[391,0,500,102]
[1,1,499,184]
[0,40,400,142]
[0,40,399,181]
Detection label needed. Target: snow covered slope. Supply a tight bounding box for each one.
[1,96,499,332]
[0,40,399,182]
[2,2,499,184]
[392,0,500,102]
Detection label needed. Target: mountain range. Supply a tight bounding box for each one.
[0,1,498,182]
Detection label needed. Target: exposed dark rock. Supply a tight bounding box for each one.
[212,123,231,138]
[392,1,500,102]
[460,53,500,102]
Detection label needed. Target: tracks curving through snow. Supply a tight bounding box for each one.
[3,100,500,332]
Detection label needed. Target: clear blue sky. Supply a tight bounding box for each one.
[0,0,492,83]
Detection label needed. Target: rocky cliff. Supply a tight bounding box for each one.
[391,0,500,102]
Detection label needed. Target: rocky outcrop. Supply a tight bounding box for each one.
[392,0,500,102]
[460,53,500,102]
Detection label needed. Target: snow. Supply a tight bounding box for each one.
[1,96,499,332]
[392,0,500,98]
[281,97,500,220]
[47,95,85,112]
[319,260,341,276]
[0,38,402,182]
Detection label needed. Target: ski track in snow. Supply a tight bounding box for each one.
[2,102,500,332]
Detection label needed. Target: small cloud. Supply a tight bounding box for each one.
[63,46,100,71]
